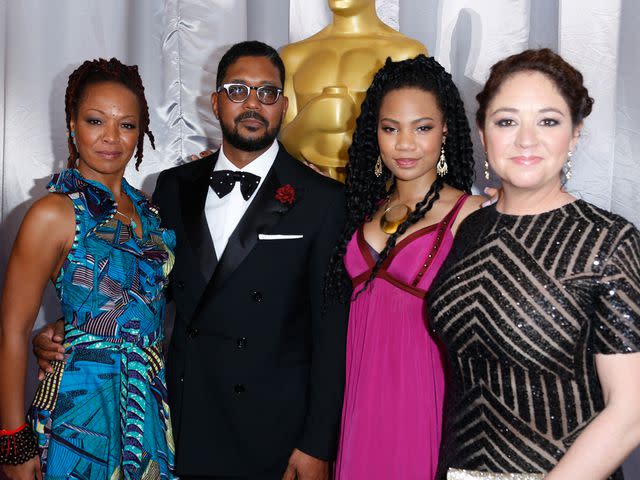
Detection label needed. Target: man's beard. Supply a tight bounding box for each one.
[221,111,281,152]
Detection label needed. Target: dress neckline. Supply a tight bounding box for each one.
[350,194,470,298]
[491,198,583,219]
[47,168,161,244]
[360,222,439,259]
[358,194,469,269]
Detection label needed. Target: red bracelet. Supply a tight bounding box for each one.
[0,424,28,436]
[0,422,37,465]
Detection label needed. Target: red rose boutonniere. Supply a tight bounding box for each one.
[275,184,296,205]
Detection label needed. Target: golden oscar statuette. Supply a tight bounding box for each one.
[279,0,427,181]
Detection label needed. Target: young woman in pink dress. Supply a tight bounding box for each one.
[324,55,484,479]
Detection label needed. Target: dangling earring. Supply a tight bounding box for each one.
[374,155,383,177]
[566,151,573,180]
[69,130,77,148]
[436,143,448,177]
[484,152,490,180]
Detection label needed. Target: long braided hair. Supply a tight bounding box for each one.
[65,57,155,170]
[324,54,475,305]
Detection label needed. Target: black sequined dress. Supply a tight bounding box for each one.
[428,200,640,479]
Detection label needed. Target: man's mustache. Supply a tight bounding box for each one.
[235,111,268,126]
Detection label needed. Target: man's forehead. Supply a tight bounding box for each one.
[223,56,280,82]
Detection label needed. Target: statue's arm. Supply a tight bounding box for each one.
[395,39,428,60]
[280,46,299,127]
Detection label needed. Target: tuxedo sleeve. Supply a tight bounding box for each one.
[297,189,349,460]
[152,170,174,303]
[152,171,168,225]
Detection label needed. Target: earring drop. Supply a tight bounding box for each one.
[566,151,573,180]
[436,143,448,177]
[374,155,383,177]
[484,153,490,180]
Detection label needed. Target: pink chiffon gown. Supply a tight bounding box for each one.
[335,194,469,480]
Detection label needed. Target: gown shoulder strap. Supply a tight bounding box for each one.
[442,193,470,229]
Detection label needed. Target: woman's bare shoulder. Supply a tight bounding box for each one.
[459,194,485,220]
[27,193,74,222]
[18,193,75,242]
[443,189,484,234]
[441,186,483,212]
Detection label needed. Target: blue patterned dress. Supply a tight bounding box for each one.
[28,169,177,479]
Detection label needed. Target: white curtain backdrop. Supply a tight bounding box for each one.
[1,0,639,474]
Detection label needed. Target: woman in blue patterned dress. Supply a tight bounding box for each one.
[0,58,176,479]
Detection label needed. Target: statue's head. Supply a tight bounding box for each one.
[328,0,373,15]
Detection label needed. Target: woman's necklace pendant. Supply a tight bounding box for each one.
[379,203,411,235]
[115,209,136,230]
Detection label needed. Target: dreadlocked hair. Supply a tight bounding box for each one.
[65,57,155,170]
[323,54,475,306]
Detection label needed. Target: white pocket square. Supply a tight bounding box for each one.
[258,234,304,240]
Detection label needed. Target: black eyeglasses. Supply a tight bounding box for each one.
[217,83,283,105]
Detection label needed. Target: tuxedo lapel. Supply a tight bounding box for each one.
[210,166,283,291]
[179,154,218,282]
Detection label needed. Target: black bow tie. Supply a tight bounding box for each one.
[209,170,261,200]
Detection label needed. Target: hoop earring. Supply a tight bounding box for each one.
[566,151,573,180]
[374,155,383,178]
[484,153,490,180]
[436,143,448,177]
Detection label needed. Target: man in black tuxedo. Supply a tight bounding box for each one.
[152,40,348,479]
[153,42,347,479]
[34,41,348,479]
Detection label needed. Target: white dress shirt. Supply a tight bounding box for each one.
[205,141,279,258]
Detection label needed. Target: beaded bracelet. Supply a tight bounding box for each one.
[0,423,38,465]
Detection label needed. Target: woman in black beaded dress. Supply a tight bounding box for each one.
[429,49,640,479]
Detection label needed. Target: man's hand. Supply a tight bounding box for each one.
[282,448,328,480]
[301,160,331,178]
[481,187,501,207]
[33,319,65,380]
[188,150,214,161]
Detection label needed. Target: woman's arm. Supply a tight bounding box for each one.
[545,352,640,480]
[0,194,73,477]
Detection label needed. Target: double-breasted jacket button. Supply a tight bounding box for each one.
[251,290,263,303]
[236,337,247,349]
[186,326,199,338]
[234,384,245,394]
[176,280,185,290]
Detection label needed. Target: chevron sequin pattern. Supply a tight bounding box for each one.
[429,200,640,479]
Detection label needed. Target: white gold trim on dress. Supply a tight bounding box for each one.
[447,468,544,480]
